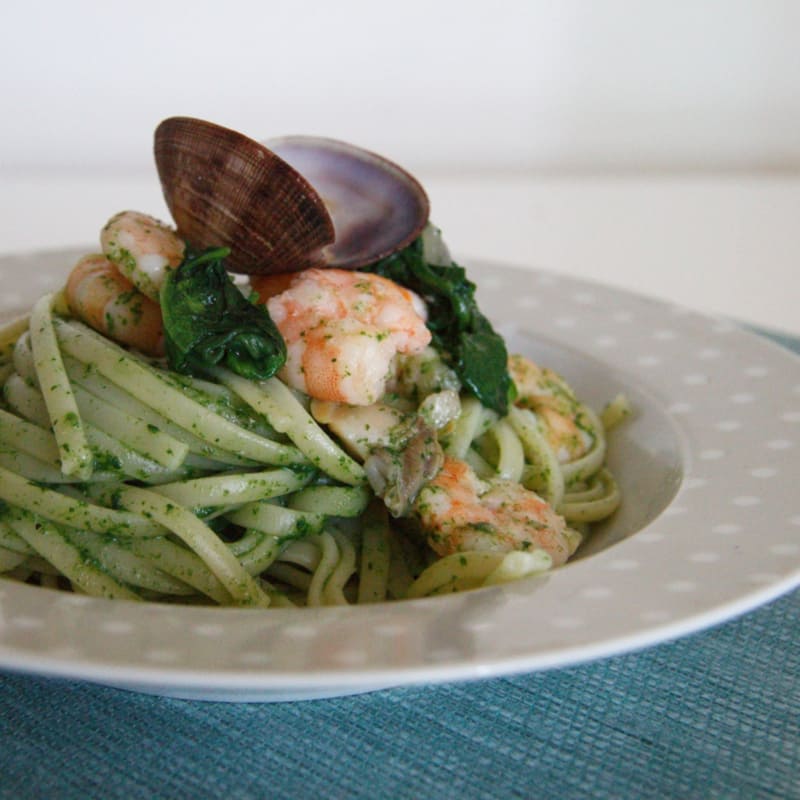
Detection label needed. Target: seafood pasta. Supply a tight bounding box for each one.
[0,119,626,607]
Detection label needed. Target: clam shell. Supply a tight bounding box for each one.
[154,117,335,274]
[268,136,430,269]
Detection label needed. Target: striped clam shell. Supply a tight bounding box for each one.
[155,117,428,275]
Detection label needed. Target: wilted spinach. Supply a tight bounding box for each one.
[160,247,286,380]
[365,239,512,415]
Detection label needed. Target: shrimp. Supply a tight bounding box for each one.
[414,456,572,566]
[65,254,164,356]
[100,210,185,300]
[65,210,184,355]
[508,354,594,462]
[261,268,431,405]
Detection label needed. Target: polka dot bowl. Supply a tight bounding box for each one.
[0,250,798,701]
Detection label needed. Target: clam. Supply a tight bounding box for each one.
[154,117,429,274]
[267,135,429,269]
[154,117,333,274]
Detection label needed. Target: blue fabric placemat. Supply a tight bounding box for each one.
[0,329,798,800]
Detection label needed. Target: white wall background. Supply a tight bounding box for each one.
[2,0,799,174]
[2,1,799,333]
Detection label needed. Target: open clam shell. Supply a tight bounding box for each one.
[267,136,430,269]
[155,117,334,274]
[154,117,429,274]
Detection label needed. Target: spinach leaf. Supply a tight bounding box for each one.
[365,239,512,415]
[160,247,286,381]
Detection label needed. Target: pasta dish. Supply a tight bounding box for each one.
[0,118,626,608]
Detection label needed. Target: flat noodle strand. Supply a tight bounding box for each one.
[0,465,164,537]
[357,501,391,603]
[0,314,29,358]
[68,529,195,595]
[111,485,271,607]
[29,295,93,478]
[213,369,366,487]
[6,508,140,601]
[128,537,232,604]
[560,469,621,523]
[153,468,312,509]
[323,529,357,605]
[559,405,606,486]
[64,356,258,466]
[508,406,565,507]
[54,319,305,467]
[306,532,340,607]
[230,530,285,575]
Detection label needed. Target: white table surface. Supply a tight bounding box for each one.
[1,171,798,335]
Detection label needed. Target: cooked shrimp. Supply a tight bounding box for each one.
[65,254,164,356]
[509,354,593,462]
[101,210,185,300]
[414,456,572,566]
[262,268,431,405]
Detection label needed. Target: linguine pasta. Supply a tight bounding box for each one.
[0,275,626,608]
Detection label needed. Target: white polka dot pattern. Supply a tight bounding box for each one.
[0,253,798,701]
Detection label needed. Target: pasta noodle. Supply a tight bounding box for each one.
[0,246,626,609]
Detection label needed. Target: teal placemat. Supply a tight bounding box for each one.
[0,327,798,800]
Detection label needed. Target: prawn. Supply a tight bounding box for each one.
[508,354,594,462]
[414,456,573,567]
[65,210,185,355]
[65,254,165,356]
[101,210,185,300]
[257,268,431,405]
